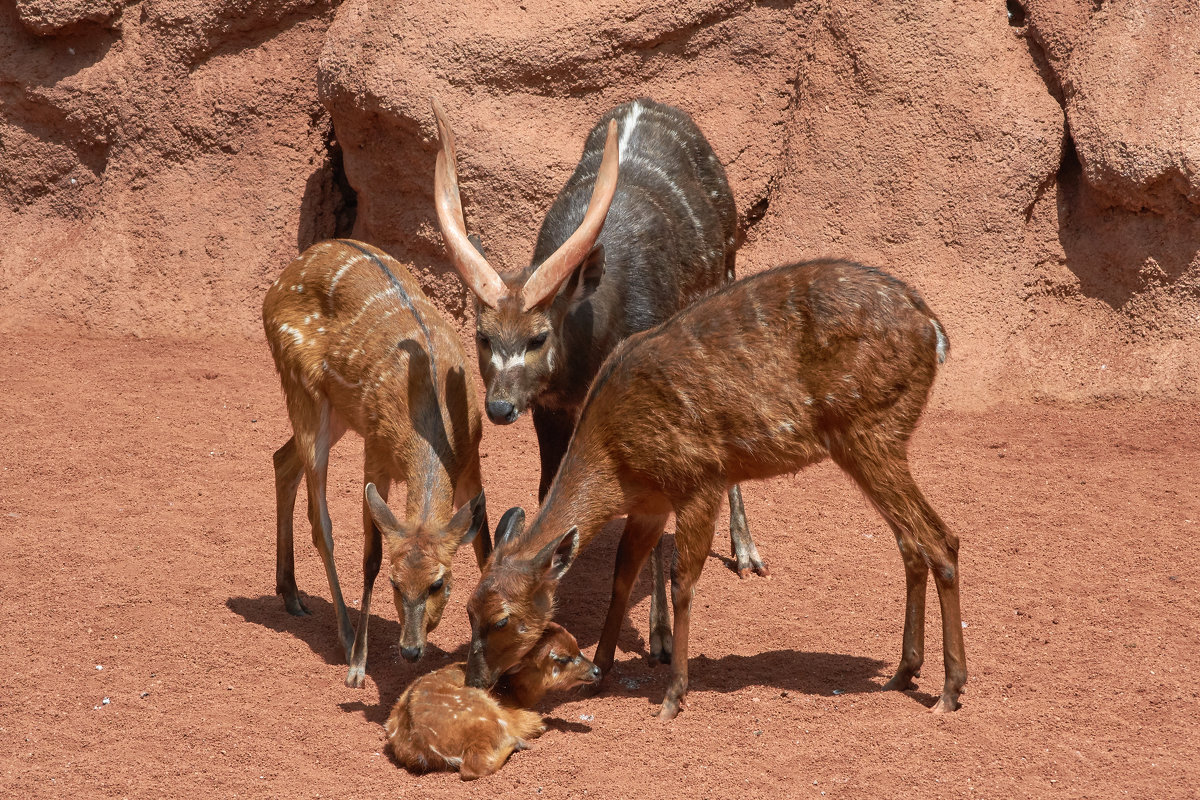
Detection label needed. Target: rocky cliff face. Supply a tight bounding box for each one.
[2,0,1196,404]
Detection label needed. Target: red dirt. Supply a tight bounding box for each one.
[3,330,1197,798]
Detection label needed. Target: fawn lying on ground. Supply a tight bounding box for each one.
[263,239,489,687]
[465,260,966,719]
[432,97,767,665]
[386,622,600,780]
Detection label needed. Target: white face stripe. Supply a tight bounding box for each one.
[618,101,642,164]
[489,350,526,372]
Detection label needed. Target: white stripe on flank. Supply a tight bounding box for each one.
[328,256,361,295]
[624,154,702,232]
[618,101,643,164]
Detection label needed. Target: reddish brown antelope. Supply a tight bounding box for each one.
[433,97,767,664]
[385,621,600,780]
[465,260,966,719]
[263,239,489,687]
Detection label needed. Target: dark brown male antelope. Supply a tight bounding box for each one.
[465,260,966,719]
[263,239,489,687]
[385,622,600,780]
[433,97,767,664]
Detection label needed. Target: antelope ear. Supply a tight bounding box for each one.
[561,244,605,307]
[533,526,580,581]
[493,506,526,550]
[448,490,487,547]
[365,483,401,533]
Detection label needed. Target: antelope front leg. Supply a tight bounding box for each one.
[593,512,669,677]
[346,474,389,688]
[301,413,355,662]
[659,491,720,720]
[728,484,768,578]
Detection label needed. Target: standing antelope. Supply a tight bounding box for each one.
[263,239,490,688]
[432,97,767,664]
[465,260,967,719]
[385,621,600,780]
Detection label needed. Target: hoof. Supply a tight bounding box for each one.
[282,594,311,616]
[657,697,683,720]
[734,558,770,579]
[882,673,918,692]
[930,693,961,713]
[345,664,366,688]
[649,631,673,666]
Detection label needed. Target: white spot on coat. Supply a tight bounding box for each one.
[278,323,305,347]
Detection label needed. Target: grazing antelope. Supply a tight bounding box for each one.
[433,97,767,664]
[385,621,600,780]
[262,239,490,687]
[465,260,966,719]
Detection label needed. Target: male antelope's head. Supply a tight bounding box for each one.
[365,483,486,662]
[463,507,580,688]
[431,98,619,425]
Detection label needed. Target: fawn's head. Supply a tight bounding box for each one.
[528,622,601,691]
[431,98,616,425]
[499,621,600,707]
[463,507,580,688]
[365,483,486,663]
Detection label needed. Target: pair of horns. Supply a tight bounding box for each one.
[431,97,619,311]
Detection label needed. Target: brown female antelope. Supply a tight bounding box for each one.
[433,97,767,665]
[385,621,600,780]
[465,260,967,719]
[263,239,490,688]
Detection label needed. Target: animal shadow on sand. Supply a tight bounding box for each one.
[550,526,895,706]
[227,594,471,724]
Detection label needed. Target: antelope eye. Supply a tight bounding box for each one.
[553,653,572,665]
[476,331,490,348]
[429,577,444,594]
[493,616,509,630]
[528,331,549,350]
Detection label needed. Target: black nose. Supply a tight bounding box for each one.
[486,400,518,425]
[400,645,422,662]
[588,664,601,682]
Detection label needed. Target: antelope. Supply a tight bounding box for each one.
[432,97,767,665]
[385,621,600,780]
[262,239,490,688]
[465,260,967,719]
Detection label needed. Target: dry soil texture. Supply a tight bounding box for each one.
[2,333,1197,798]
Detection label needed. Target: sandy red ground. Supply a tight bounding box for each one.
[2,331,1198,798]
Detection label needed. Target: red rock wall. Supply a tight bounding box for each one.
[2,0,1197,404]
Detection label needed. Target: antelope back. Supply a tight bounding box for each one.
[573,259,948,489]
[263,239,477,440]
